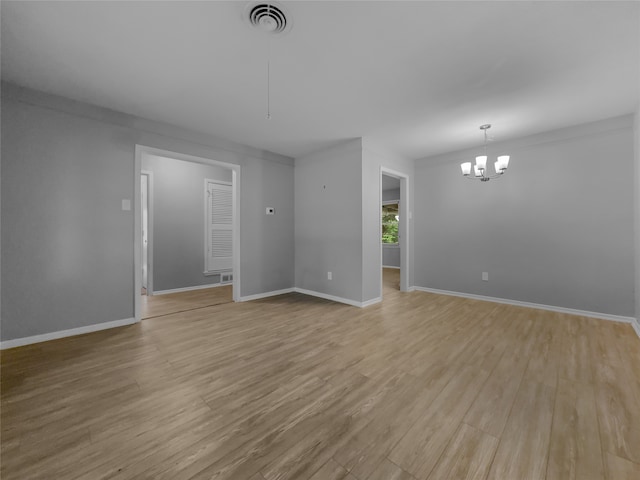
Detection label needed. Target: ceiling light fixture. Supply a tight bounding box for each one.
[460,124,510,182]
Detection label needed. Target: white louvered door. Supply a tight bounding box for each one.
[206,181,233,272]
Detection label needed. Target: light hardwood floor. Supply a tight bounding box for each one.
[1,269,639,480]
[141,285,233,319]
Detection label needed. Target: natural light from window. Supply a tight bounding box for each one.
[382,203,399,244]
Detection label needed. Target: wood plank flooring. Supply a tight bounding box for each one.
[141,285,233,319]
[1,269,639,480]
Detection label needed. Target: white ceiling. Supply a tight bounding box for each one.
[2,1,638,160]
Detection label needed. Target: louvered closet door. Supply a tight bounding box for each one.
[206,181,233,272]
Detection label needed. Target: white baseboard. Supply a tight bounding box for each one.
[361,296,383,307]
[239,287,381,308]
[153,283,229,295]
[0,317,137,350]
[293,288,380,308]
[412,286,635,325]
[239,288,294,302]
[382,265,400,270]
[632,318,640,339]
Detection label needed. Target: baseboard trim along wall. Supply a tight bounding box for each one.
[632,318,640,338]
[154,283,229,295]
[293,288,382,308]
[360,296,383,308]
[5,288,634,350]
[0,317,137,350]
[412,286,637,329]
[382,265,400,270]
[238,288,295,302]
[240,287,382,308]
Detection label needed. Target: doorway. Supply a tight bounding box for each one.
[140,171,152,295]
[380,167,410,297]
[381,173,401,293]
[134,146,241,323]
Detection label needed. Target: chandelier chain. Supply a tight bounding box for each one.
[266,3,271,120]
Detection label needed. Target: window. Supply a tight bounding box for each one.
[205,180,233,273]
[382,202,399,244]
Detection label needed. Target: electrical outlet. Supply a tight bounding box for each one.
[482,272,489,281]
[327,271,332,280]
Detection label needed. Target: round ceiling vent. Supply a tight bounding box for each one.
[246,2,290,34]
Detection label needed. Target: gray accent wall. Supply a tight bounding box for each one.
[414,115,635,318]
[295,140,413,304]
[142,155,232,292]
[383,247,400,269]
[1,83,294,341]
[2,90,135,340]
[241,155,295,297]
[295,140,364,302]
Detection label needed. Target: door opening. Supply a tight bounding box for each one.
[380,167,410,297]
[141,172,149,295]
[381,173,401,295]
[134,145,241,323]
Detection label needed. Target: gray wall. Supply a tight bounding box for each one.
[2,90,134,340]
[295,140,413,303]
[383,246,400,268]
[383,188,400,202]
[241,155,295,296]
[142,155,232,292]
[414,115,635,317]
[1,83,294,341]
[295,140,364,302]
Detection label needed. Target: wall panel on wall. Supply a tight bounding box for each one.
[413,116,635,317]
[1,83,294,342]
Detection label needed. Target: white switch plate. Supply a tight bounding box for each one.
[482,272,489,281]
[266,207,275,215]
[328,271,332,280]
[122,199,131,211]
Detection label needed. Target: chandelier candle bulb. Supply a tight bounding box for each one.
[497,155,510,171]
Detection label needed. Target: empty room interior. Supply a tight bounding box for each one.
[1,1,640,480]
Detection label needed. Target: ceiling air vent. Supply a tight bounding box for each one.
[247,2,290,34]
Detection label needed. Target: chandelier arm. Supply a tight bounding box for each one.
[464,171,505,181]
[484,172,505,179]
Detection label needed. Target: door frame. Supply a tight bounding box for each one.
[380,167,410,293]
[134,145,241,322]
[140,170,154,295]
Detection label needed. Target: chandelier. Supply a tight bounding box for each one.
[460,124,510,182]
